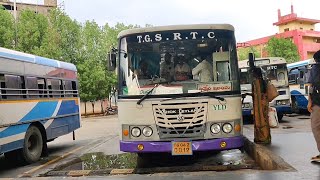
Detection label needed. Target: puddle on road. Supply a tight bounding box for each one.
[60,149,255,171]
[63,153,137,170]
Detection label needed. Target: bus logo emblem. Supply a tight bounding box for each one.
[177,115,185,122]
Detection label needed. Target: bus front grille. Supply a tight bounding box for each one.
[152,102,207,139]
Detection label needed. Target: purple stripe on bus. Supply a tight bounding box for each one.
[120,136,244,153]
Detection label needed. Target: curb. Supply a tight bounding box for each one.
[243,137,296,171]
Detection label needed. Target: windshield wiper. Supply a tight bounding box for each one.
[137,84,160,105]
[197,92,225,101]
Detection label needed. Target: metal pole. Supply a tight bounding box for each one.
[13,0,17,49]
[13,0,16,20]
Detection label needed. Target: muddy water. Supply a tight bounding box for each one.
[61,149,255,171]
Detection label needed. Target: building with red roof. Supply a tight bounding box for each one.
[237,5,320,60]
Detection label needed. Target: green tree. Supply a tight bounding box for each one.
[78,21,112,105]
[0,6,15,48]
[237,47,261,61]
[16,9,49,54]
[48,8,81,64]
[266,37,300,63]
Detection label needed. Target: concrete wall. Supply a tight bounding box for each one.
[80,100,109,115]
[279,22,315,33]
[0,1,56,17]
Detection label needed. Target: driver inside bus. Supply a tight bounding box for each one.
[175,56,191,81]
[135,61,151,79]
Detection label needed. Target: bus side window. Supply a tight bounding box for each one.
[26,77,38,98]
[299,71,305,89]
[289,74,297,85]
[71,81,78,97]
[0,74,6,99]
[60,80,64,97]
[37,78,46,98]
[64,80,72,97]
[47,79,60,98]
[5,75,22,99]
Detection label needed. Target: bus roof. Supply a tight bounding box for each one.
[238,57,286,68]
[0,47,77,71]
[287,59,315,70]
[118,24,234,39]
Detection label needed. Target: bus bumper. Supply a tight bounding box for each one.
[120,136,244,153]
[275,105,292,114]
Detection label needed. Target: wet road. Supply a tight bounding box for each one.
[0,115,120,178]
[0,113,313,178]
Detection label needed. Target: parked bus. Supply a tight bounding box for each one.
[239,57,291,121]
[108,24,243,155]
[0,47,80,164]
[287,59,315,113]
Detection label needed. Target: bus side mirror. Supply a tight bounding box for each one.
[107,52,116,71]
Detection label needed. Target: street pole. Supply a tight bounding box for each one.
[13,0,17,49]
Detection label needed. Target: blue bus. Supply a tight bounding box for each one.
[0,47,81,164]
[287,59,315,113]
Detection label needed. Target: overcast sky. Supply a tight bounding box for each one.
[16,0,320,42]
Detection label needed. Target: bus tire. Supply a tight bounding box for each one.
[21,126,43,164]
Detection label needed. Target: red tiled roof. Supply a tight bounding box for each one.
[274,17,320,26]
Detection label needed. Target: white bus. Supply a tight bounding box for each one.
[108,24,244,156]
[287,59,315,113]
[239,57,291,120]
[0,47,80,164]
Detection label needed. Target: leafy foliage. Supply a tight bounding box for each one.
[237,47,261,61]
[16,10,49,54]
[0,8,141,103]
[0,6,15,48]
[266,37,300,63]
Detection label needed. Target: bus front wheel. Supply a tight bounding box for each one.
[21,126,43,164]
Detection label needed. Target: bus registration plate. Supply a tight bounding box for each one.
[172,141,192,155]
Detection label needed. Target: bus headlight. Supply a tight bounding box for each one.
[131,127,141,137]
[210,124,221,134]
[142,127,153,137]
[222,123,233,133]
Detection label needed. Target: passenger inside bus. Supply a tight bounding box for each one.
[192,55,213,82]
[160,53,174,82]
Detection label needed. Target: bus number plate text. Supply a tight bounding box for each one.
[172,141,192,156]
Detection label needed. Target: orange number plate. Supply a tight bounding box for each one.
[172,141,192,155]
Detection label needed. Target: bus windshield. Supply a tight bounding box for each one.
[118,29,239,97]
[261,64,288,86]
[240,64,288,87]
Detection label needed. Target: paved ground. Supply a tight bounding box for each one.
[1,113,320,179]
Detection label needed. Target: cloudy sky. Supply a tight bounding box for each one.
[16,0,320,42]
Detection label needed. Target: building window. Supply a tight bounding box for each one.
[284,28,290,32]
[316,39,320,43]
[2,5,14,10]
[300,27,303,30]
[311,29,314,31]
